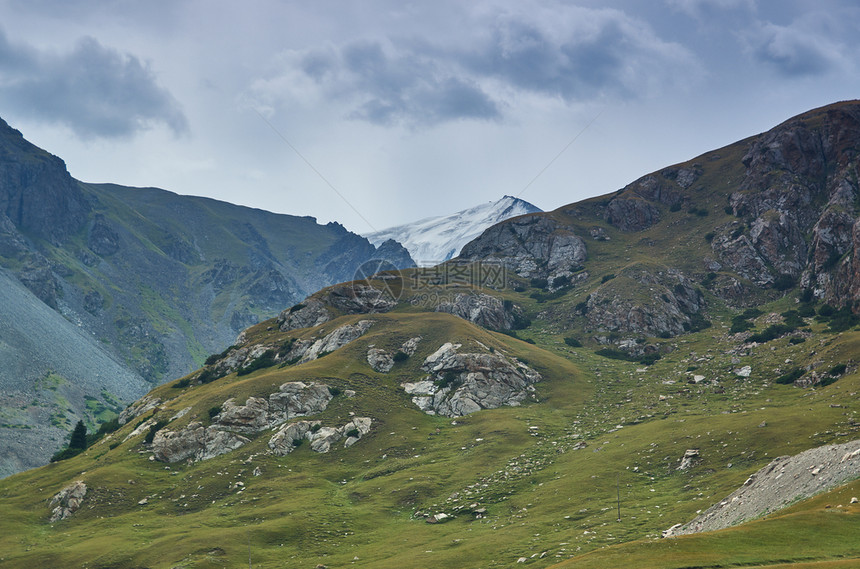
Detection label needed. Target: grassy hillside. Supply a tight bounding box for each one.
[2,102,859,568]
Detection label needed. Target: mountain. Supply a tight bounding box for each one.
[0,116,415,476]
[365,195,541,266]
[1,102,860,569]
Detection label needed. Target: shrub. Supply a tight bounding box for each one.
[50,447,84,462]
[530,278,548,290]
[345,429,360,439]
[328,387,342,397]
[601,274,616,284]
[69,420,87,450]
[670,203,682,212]
[563,336,582,348]
[776,367,804,385]
[748,324,794,343]
[144,421,168,445]
[788,337,806,345]
[236,350,276,376]
[773,274,795,291]
[437,371,461,390]
[172,377,191,389]
[704,232,715,242]
[828,363,847,376]
[310,423,322,433]
[701,272,717,287]
[208,406,221,419]
[393,351,409,363]
[730,315,754,334]
[292,438,304,447]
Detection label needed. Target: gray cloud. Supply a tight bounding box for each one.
[0,28,187,139]
[750,21,847,77]
[252,4,694,128]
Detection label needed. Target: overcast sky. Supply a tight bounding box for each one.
[1,0,858,234]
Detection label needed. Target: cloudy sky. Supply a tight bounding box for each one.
[0,0,858,234]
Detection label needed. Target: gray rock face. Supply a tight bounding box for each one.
[277,299,332,332]
[268,420,319,455]
[434,293,520,330]
[404,343,541,417]
[605,196,660,232]
[367,348,394,372]
[583,266,705,337]
[49,480,87,522]
[458,215,586,279]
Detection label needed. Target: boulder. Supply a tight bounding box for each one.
[49,480,87,522]
[367,348,394,372]
[406,343,541,417]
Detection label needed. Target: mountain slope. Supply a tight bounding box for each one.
[0,117,416,475]
[0,267,147,477]
[1,101,860,568]
[365,195,541,266]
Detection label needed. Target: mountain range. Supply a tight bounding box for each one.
[1,101,860,568]
[365,195,541,266]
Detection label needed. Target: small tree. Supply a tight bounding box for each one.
[69,420,87,450]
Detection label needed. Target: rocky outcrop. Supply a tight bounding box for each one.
[278,299,332,331]
[604,173,688,232]
[118,395,163,425]
[210,321,374,378]
[292,320,374,364]
[458,215,586,280]
[605,196,660,232]
[0,118,90,244]
[268,416,372,455]
[278,284,395,332]
[49,480,87,522]
[434,293,521,330]
[367,348,394,372]
[403,343,541,417]
[583,266,706,337]
[152,381,334,463]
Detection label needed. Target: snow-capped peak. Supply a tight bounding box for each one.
[365,196,542,267]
